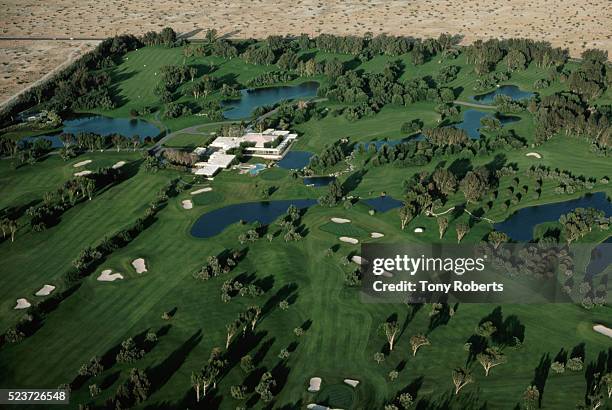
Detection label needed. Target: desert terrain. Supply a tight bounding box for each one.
[1,0,611,104]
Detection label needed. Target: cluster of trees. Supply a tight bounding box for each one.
[220,278,263,303]
[307,139,350,171]
[534,93,610,153]
[155,65,193,102]
[193,250,242,280]
[567,49,610,101]
[277,205,304,241]
[246,71,296,87]
[465,38,568,76]
[141,27,180,47]
[526,165,596,195]
[318,180,344,207]
[559,207,610,244]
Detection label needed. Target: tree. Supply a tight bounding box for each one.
[294,327,305,337]
[79,356,104,377]
[83,178,96,200]
[89,383,101,398]
[279,300,289,310]
[116,338,144,363]
[476,346,506,376]
[437,217,448,239]
[456,222,469,243]
[278,348,290,360]
[240,305,261,332]
[240,355,254,373]
[506,49,527,71]
[255,372,276,402]
[380,321,400,351]
[410,334,430,356]
[191,371,204,402]
[460,170,489,203]
[189,67,197,82]
[226,319,241,348]
[8,219,17,242]
[452,367,473,395]
[398,392,414,409]
[388,370,399,381]
[432,168,458,196]
[523,385,540,410]
[602,373,612,399]
[374,352,385,364]
[399,202,416,230]
[476,321,497,337]
[487,231,509,249]
[230,384,247,400]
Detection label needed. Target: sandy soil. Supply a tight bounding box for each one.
[34,284,55,296]
[344,379,360,387]
[132,258,147,273]
[0,1,609,104]
[97,269,124,282]
[14,298,31,309]
[331,217,351,223]
[182,199,193,209]
[0,39,97,106]
[190,187,212,195]
[307,377,322,392]
[73,159,92,168]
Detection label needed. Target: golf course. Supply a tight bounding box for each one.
[0,29,611,409]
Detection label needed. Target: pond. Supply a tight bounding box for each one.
[190,199,317,238]
[23,115,161,148]
[222,81,319,120]
[472,85,535,104]
[493,192,612,241]
[362,196,403,212]
[455,109,520,139]
[277,151,314,170]
[248,163,267,175]
[303,176,336,187]
[586,237,612,278]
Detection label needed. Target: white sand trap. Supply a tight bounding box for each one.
[97,269,124,282]
[132,258,147,274]
[414,227,425,233]
[331,217,351,224]
[182,199,193,209]
[339,236,359,244]
[307,405,330,410]
[344,379,360,387]
[112,161,126,169]
[308,377,322,392]
[74,170,93,177]
[73,160,92,168]
[35,284,56,296]
[351,255,368,265]
[14,298,31,309]
[593,324,612,338]
[526,152,542,159]
[382,270,394,278]
[190,187,212,195]
[370,232,384,238]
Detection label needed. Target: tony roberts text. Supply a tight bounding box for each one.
[372,280,504,293]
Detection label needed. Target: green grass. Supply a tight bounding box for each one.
[319,221,369,238]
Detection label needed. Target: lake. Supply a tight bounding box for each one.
[473,85,535,104]
[586,237,612,277]
[222,82,319,120]
[24,115,160,148]
[191,199,317,238]
[303,176,336,187]
[363,196,403,212]
[455,109,520,139]
[493,192,612,241]
[277,151,314,170]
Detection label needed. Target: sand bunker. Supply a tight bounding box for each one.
[307,405,330,410]
[414,227,425,233]
[97,269,124,282]
[308,377,322,392]
[132,258,147,273]
[112,161,126,169]
[593,324,612,338]
[331,217,351,224]
[526,152,542,159]
[190,187,212,195]
[344,379,360,387]
[73,160,92,168]
[351,255,368,265]
[14,298,31,309]
[74,170,93,177]
[370,232,384,238]
[35,284,56,296]
[182,199,193,209]
[339,236,359,244]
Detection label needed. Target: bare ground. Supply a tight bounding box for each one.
[1,0,610,104]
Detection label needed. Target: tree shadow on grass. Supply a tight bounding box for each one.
[531,353,551,408]
[147,329,203,394]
